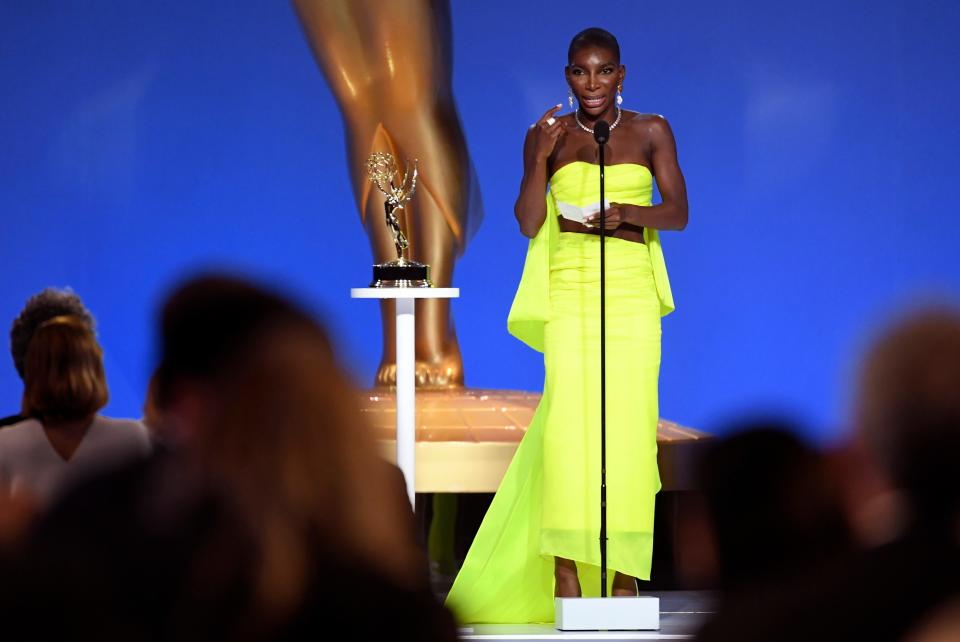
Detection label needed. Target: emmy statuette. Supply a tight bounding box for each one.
[366,152,432,288]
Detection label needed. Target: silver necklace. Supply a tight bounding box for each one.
[574,106,622,135]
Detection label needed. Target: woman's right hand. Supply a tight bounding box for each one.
[530,104,565,163]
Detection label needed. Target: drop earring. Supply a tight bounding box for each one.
[616,84,623,106]
[568,87,575,109]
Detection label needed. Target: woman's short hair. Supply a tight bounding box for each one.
[22,315,108,423]
[568,27,621,64]
[10,288,95,380]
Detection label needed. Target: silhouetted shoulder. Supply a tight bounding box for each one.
[0,414,24,429]
[0,418,42,450]
[90,416,152,453]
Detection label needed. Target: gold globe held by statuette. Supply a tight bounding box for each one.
[365,152,432,287]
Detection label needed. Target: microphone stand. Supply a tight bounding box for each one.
[593,119,610,599]
[554,118,657,633]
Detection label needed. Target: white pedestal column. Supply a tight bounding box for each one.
[351,287,459,506]
[394,297,415,502]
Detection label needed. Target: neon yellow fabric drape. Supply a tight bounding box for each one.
[446,162,670,624]
[507,162,674,353]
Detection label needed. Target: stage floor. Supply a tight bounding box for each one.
[454,592,713,641]
[363,388,711,493]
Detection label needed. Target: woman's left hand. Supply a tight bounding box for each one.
[583,202,634,229]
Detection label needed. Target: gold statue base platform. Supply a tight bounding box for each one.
[361,388,712,494]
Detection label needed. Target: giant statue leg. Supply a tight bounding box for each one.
[294,0,480,387]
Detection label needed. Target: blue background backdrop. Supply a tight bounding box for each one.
[2,1,959,442]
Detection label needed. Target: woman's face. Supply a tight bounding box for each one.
[566,45,624,117]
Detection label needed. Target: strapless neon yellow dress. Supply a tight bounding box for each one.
[445,162,674,624]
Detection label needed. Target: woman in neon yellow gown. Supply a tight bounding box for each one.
[445,28,688,624]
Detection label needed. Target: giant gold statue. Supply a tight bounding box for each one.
[294,0,481,387]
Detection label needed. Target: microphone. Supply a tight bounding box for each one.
[593,119,610,144]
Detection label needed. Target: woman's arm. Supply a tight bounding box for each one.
[515,105,565,238]
[586,115,689,232]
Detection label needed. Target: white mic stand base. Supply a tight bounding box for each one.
[554,596,660,631]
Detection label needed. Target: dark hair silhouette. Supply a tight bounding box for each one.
[10,288,95,380]
[22,315,107,422]
[568,27,621,64]
[857,307,960,524]
[153,276,313,408]
[153,274,424,623]
[696,421,850,590]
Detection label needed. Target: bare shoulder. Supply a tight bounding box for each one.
[624,112,673,138]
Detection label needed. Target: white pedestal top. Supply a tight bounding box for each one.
[351,287,459,299]
[351,285,460,506]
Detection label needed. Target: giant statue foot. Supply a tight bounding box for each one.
[376,333,463,388]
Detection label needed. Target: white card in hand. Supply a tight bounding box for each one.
[556,200,610,224]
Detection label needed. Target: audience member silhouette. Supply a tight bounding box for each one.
[0,315,150,508]
[0,276,456,641]
[3,288,96,427]
[681,421,851,599]
[696,308,960,642]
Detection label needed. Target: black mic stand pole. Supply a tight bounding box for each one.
[555,118,658,633]
[594,120,610,599]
